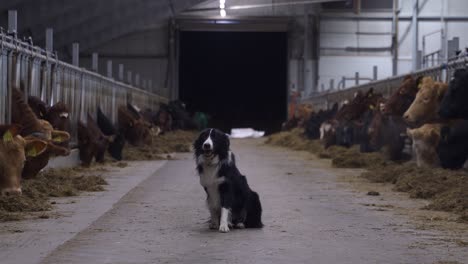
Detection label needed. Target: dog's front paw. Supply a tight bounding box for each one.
[209,221,219,230]
[219,223,230,233]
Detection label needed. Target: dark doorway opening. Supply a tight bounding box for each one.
[179,31,287,134]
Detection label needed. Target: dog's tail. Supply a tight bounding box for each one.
[244,190,264,228]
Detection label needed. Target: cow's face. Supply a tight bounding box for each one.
[108,134,126,161]
[0,125,47,194]
[439,69,468,119]
[384,76,418,115]
[403,77,447,125]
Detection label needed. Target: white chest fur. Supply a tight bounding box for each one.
[199,162,225,211]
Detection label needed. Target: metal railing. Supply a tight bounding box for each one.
[302,56,468,110]
[0,31,168,142]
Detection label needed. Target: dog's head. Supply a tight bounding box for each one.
[194,128,230,163]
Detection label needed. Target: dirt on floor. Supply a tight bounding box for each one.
[266,129,468,222]
[0,168,107,222]
[123,130,197,161]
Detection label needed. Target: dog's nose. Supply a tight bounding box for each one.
[203,143,211,150]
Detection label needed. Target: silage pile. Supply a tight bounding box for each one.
[0,168,107,222]
[266,128,389,168]
[266,129,468,222]
[123,130,197,161]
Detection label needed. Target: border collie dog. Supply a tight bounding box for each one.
[193,128,263,233]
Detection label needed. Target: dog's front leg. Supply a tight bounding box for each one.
[219,182,232,233]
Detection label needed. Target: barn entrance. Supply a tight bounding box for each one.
[178,29,287,134]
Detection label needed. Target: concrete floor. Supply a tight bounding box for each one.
[2,139,468,264]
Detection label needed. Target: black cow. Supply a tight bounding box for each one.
[305,103,338,139]
[97,108,126,161]
[168,100,197,130]
[437,120,468,169]
[439,69,468,119]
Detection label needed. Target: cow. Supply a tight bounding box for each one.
[168,100,197,130]
[118,106,150,146]
[45,102,71,133]
[11,87,71,178]
[97,107,126,161]
[403,77,448,125]
[77,114,113,167]
[437,120,468,170]
[368,112,408,160]
[28,96,48,119]
[0,124,47,195]
[439,69,468,119]
[305,103,338,140]
[323,88,383,148]
[407,123,442,168]
[383,75,420,116]
[155,104,173,134]
[22,119,70,179]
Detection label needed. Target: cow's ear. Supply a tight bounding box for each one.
[25,139,48,157]
[51,130,71,143]
[1,124,22,142]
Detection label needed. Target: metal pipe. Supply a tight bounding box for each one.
[392,0,399,76]
[412,0,419,71]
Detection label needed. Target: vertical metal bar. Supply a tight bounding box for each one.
[92,53,99,72]
[118,64,124,81]
[107,60,113,78]
[8,10,18,36]
[412,0,419,71]
[329,79,334,91]
[135,74,140,87]
[46,28,54,53]
[373,66,378,80]
[355,72,359,86]
[127,71,133,85]
[392,0,399,76]
[72,43,79,67]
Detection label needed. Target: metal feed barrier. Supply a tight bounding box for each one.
[0,31,168,143]
[303,56,468,110]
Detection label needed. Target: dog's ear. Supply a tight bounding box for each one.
[224,133,230,149]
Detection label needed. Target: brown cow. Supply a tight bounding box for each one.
[403,77,448,125]
[11,87,71,178]
[45,102,71,133]
[77,114,113,167]
[383,75,420,116]
[0,124,47,195]
[407,123,442,168]
[118,106,150,146]
[28,96,48,119]
[21,120,70,179]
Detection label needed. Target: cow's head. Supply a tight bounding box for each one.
[0,125,47,194]
[403,77,448,125]
[439,69,468,119]
[384,75,420,116]
[45,102,71,132]
[77,121,95,167]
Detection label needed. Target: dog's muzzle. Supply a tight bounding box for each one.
[202,143,213,156]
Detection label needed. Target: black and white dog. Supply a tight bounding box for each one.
[193,128,263,233]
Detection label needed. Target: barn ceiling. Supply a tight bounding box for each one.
[0,0,206,53]
[0,0,344,54]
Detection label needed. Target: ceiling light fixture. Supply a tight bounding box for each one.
[220,9,227,17]
[219,0,227,17]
